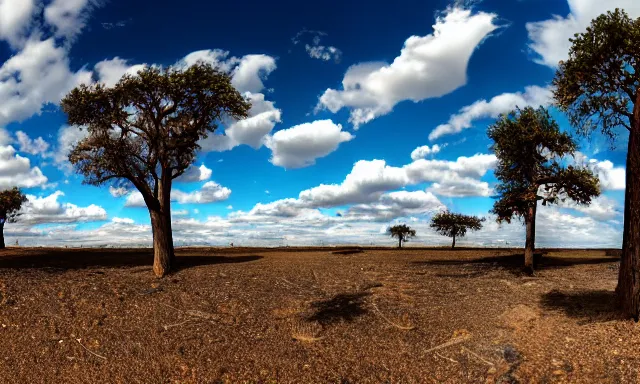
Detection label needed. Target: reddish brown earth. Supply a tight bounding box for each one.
[0,246,635,383]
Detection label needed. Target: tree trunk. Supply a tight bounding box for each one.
[150,209,173,277]
[398,237,403,248]
[149,175,175,278]
[524,204,537,275]
[452,235,456,249]
[0,222,5,250]
[160,181,176,267]
[617,104,640,319]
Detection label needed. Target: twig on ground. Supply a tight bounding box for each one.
[425,332,472,353]
[140,287,163,295]
[184,309,220,321]
[160,303,221,321]
[461,346,494,366]
[311,270,327,294]
[75,338,107,360]
[371,303,415,330]
[435,351,459,364]
[291,334,325,342]
[280,277,296,288]
[162,319,193,331]
[159,302,184,312]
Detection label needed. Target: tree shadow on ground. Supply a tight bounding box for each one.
[418,253,618,277]
[0,248,262,272]
[540,289,621,323]
[307,291,371,324]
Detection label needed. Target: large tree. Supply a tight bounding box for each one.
[0,188,27,249]
[553,9,640,319]
[62,63,250,277]
[387,224,416,248]
[430,211,484,249]
[488,106,600,274]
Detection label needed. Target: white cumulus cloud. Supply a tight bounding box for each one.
[44,0,96,41]
[108,186,129,198]
[15,131,50,155]
[0,38,92,128]
[0,146,48,189]
[175,164,213,183]
[172,182,231,204]
[50,125,90,172]
[267,120,354,169]
[18,191,107,225]
[411,144,444,160]
[0,0,36,47]
[428,85,553,141]
[526,0,640,67]
[184,52,282,153]
[94,57,147,87]
[316,7,498,128]
[305,45,342,62]
[125,181,232,207]
[345,190,445,222]
[298,153,497,208]
[587,159,626,191]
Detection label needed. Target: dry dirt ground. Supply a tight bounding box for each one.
[0,247,636,383]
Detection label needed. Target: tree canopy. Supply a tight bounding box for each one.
[553,8,639,140]
[488,106,600,273]
[0,188,27,224]
[387,224,416,248]
[430,211,484,248]
[489,107,600,223]
[63,63,250,192]
[0,188,27,249]
[62,63,251,276]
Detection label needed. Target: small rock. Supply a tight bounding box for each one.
[499,305,539,330]
[553,370,565,376]
[502,345,521,364]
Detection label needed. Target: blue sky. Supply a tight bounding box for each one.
[0,0,635,247]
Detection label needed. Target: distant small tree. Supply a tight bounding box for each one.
[0,188,27,249]
[488,106,600,274]
[387,224,416,248]
[430,211,484,249]
[62,63,250,277]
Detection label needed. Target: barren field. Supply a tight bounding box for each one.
[0,247,635,383]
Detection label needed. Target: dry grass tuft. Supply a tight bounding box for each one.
[372,302,415,330]
[291,320,324,342]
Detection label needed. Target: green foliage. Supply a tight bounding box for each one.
[553,8,640,139]
[387,224,416,243]
[430,211,484,239]
[62,63,250,201]
[0,187,28,224]
[488,106,600,223]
